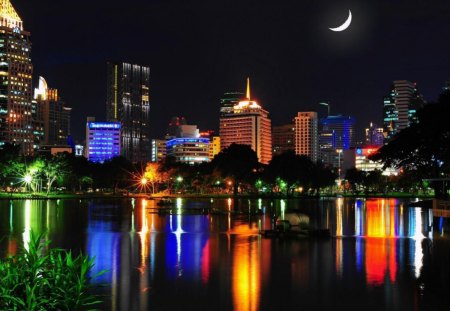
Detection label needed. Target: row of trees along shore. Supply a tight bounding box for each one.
[0,143,336,197]
[0,92,448,198]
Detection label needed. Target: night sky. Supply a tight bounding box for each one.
[14,0,450,142]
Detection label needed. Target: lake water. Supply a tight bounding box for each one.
[1,197,450,311]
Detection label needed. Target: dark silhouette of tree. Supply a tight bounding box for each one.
[103,157,133,194]
[311,161,337,195]
[210,143,258,195]
[265,151,315,195]
[345,167,365,194]
[370,93,450,198]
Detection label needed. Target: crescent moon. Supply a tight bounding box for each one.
[329,10,352,32]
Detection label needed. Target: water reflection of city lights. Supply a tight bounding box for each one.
[23,200,31,251]
[233,237,260,311]
[412,208,424,279]
[9,200,13,232]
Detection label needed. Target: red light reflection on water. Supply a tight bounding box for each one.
[364,199,397,285]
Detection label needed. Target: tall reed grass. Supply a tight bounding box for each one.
[0,232,105,310]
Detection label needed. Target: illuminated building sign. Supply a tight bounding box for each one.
[87,122,121,163]
[166,138,209,148]
[88,122,121,130]
[356,147,378,157]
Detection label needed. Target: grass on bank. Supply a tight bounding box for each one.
[0,232,105,311]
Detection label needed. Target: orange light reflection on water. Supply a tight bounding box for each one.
[364,199,397,285]
[232,236,260,311]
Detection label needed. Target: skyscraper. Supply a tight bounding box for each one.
[106,62,150,162]
[319,115,355,150]
[220,92,244,116]
[383,80,425,141]
[0,1,33,154]
[219,78,272,164]
[319,115,355,168]
[272,123,294,156]
[34,77,71,146]
[294,112,318,162]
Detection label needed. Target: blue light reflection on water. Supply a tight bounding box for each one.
[1,198,450,311]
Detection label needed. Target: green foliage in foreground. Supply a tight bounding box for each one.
[0,232,104,310]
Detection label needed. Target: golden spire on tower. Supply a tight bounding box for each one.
[246,77,251,100]
[0,0,23,30]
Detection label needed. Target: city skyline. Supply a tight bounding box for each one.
[12,0,450,141]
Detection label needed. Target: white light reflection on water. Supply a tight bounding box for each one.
[412,207,424,279]
[23,199,31,251]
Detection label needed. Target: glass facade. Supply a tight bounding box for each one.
[106,62,150,162]
[383,81,424,142]
[0,1,33,154]
[86,122,121,163]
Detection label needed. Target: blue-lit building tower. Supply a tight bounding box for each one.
[319,115,355,169]
[86,117,121,163]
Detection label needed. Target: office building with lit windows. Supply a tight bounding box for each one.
[0,1,33,154]
[219,78,272,164]
[383,80,425,141]
[355,147,397,176]
[365,122,384,146]
[220,92,244,116]
[272,123,294,156]
[209,136,220,160]
[106,62,150,162]
[319,115,355,168]
[166,138,210,165]
[34,76,71,147]
[165,123,210,164]
[86,117,121,163]
[294,112,318,162]
[200,130,220,160]
[151,139,167,162]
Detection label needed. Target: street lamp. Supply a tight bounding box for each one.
[319,102,330,116]
[23,174,32,192]
[24,175,32,184]
[336,149,343,181]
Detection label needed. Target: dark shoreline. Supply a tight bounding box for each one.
[0,192,434,200]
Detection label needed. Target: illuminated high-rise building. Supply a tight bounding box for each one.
[220,92,244,116]
[272,123,294,156]
[383,80,425,141]
[365,122,384,146]
[294,112,319,162]
[319,115,355,168]
[34,77,71,147]
[0,1,33,154]
[219,78,272,164]
[106,62,150,162]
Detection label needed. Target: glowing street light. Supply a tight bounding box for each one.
[24,175,32,184]
[141,177,148,185]
[336,148,343,181]
[176,176,183,182]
